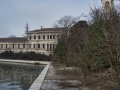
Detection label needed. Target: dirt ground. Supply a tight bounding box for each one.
[41,63,120,90]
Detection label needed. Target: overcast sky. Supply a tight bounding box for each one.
[0,0,102,37]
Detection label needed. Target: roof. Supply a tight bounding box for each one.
[0,37,27,42]
[29,28,62,33]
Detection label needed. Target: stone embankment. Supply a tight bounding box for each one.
[0,59,50,65]
[0,59,51,90]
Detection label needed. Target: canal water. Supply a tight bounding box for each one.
[0,62,45,90]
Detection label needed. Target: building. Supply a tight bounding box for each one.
[0,0,113,55]
[101,0,114,19]
[0,27,61,55]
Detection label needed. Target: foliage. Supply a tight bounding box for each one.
[0,51,51,61]
[53,4,120,85]
[54,34,67,63]
[86,21,109,69]
[54,15,82,28]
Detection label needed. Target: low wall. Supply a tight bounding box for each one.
[0,59,51,65]
[0,59,51,90]
[28,63,51,90]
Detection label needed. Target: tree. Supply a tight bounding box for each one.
[89,5,120,85]
[53,15,82,63]
[8,35,17,43]
[87,21,109,69]
[25,23,29,37]
[8,35,16,38]
[54,35,67,63]
[54,15,82,28]
[67,21,89,85]
[54,15,90,85]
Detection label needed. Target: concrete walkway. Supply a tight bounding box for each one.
[0,59,89,90]
[40,64,89,90]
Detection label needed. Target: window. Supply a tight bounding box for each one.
[13,44,14,48]
[53,35,55,39]
[50,44,52,50]
[6,44,7,48]
[29,44,31,48]
[34,35,36,39]
[38,35,40,39]
[18,44,20,48]
[50,35,52,39]
[47,35,49,39]
[43,44,45,48]
[38,44,40,48]
[43,35,45,39]
[47,44,49,50]
[53,44,55,50]
[33,44,35,48]
[23,44,25,48]
[1,44,3,48]
[105,1,110,10]
[29,36,31,40]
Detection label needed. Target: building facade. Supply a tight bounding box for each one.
[0,27,61,55]
[101,0,114,19]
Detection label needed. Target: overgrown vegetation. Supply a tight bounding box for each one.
[0,51,51,61]
[53,5,120,85]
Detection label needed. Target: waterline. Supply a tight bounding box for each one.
[0,60,47,90]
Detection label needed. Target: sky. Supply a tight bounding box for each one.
[0,0,103,37]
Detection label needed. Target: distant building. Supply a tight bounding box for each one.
[101,0,114,19]
[0,27,61,55]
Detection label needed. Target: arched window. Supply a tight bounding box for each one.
[29,44,31,48]
[105,1,110,10]
[29,36,31,40]
[43,35,45,39]
[53,35,55,39]
[47,35,49,39]
[50,35,52,39]
[23,44,25,48]
[6,44,7,48]
[1,44,3,48]
[33,44,35,48]
[38,35,40,39]
[18,44,20,48]
[34,35,36,39]
[43,44,45,48]
[38,44,40,48]
[13,44,14,48]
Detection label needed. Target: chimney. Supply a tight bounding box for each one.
[41,26,42,29]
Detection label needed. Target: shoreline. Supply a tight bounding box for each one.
[0,59,51,90]
[0,59,51,65]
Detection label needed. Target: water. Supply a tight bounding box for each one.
[0,62,45,90]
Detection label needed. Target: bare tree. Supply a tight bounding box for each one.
[8,35,16,38]
[53,15,83,63]
[89,5,120,85]
[54,15,83,36]
[54,15,83,28]
[102,9,120,85]
[25,23,29,37]
[89,6,102,23]
[54,15,90,85]
[67,21,89,85]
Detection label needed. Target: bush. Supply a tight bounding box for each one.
[0,51,52,61]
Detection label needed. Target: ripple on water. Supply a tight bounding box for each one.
[0,81,23,90]
[0,62,45,90]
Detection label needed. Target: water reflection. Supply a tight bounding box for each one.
[0,62,45,90]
